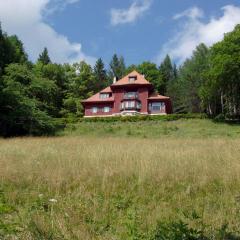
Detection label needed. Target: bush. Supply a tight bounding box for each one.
[214,114,226,123]
[79,113,208,123]
[151,220,205,240]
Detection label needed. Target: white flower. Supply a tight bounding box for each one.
[49,198,57,203]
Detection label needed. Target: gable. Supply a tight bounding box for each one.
[112,70,152,86]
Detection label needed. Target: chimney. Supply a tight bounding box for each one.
[113,76,117,84]
[142,74,145,78]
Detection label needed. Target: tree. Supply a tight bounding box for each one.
[93,58,108,92]
[61,61,94,117]
[202,24,240,117]
[0,64,59,136]
[109,54,126,81]
[172,44,210,113]
[0,23,6,76]
[137,62,162,91]
[0,24,28,75]
[35,63,68,116]
[159,55,174,95]
[38,47,51,65]
[7,35,28,64]
[125,64,137,74]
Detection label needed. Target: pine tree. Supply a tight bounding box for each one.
[159,55,173,95]
[93,58,108,92]
[0,23,6,75]
[38,47,51,65]
[118,56,126,78]
[109,54,126,80]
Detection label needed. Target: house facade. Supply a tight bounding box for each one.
[82,71,172,117]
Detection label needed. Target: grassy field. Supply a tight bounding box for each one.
[1,119,240,239]
[62,118,240,138]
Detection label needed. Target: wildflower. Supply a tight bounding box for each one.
[49,198,57,203]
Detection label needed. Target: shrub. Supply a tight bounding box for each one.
[151,220,205,240]
[79,113,208,123]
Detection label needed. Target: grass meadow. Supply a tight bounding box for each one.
[1,119,240,239]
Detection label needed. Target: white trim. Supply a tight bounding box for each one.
[149,113,167,116]
[84,112,167,118]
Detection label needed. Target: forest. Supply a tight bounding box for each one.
[0,23,240,137]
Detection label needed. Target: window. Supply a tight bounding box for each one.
[100,93,109,99]
[128,76,137,83]
[137,102,142,110]
[92,107,98,113]
[103,106,110,113]
[125,101,135,108]
[151,102,165,112]
[125,92,137,99]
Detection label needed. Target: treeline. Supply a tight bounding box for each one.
[0,23,240,136]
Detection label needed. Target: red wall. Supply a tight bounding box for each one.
[112,87,149,114]
[84,87,172,117]
[138,87,149,113]
[148,99,173,114]
[84,103,114,117]
[112,89,124,114]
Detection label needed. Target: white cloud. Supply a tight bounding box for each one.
[173,7,204,20]
[0,0,96,65]
[45,0,80,14]
[156,5,240,64]
[110,0,152,26]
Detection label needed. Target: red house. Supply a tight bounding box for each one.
[82,70,172,117]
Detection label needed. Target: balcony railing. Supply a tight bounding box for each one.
[120,105,141,111]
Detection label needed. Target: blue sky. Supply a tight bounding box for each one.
[0,0,240,66]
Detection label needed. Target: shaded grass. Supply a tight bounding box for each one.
[1,135,240,239]
[61,119,240,139]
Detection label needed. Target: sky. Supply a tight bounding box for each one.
[0,0,240,66]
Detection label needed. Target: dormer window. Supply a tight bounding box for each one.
[100,93,110,99]
[128,76,137,83]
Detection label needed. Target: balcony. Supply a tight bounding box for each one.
[120,101,141,111]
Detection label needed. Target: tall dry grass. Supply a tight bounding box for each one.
[1,136,240,239]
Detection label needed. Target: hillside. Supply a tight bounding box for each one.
[1,119,240,239]
[62,118,240,139]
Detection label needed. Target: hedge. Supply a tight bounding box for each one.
[76,113,208,123]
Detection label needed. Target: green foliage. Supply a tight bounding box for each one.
[93,58,108,92]
[159,55,174,95]
[7,35,28,64]
[137,61,163,92]
[171,43,210,113]
[0,64,62,136]
[79,113,207,123]
[109,53,126,80]
[38,47,51,65]
[173,24,240,118]
[202,24,240,117]
[152,221,204,240]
